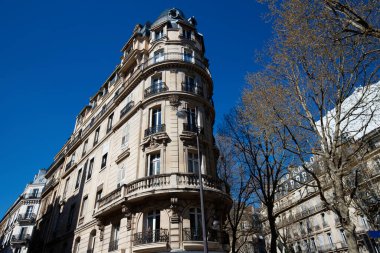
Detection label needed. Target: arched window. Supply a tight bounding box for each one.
[87,230,96,253]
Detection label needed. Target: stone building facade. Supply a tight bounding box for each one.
[0,169,47,253]
[29,8,231,253]
[260,131,380,253]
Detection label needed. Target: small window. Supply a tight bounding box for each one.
[87,159,94,180]
[101,153,108,169]
[82,139,88,156]
[94,189,102,209]
[94,127,100,146]
[121,124,130,148]
[154,29,164,40]
[184,49,193,62]
[75,168,83,189]
[80,196,88,217]
[188,152,199,173]
[107,113,114,133]
[153,50,164,63]
[183,29,191,39]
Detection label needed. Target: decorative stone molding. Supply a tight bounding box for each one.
[115,148,130,164]
[141,133,170,151]
[168,95,181,108]
[96,220,104,241]
[122,205,133,230]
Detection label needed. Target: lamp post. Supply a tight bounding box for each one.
[176,109,208,253]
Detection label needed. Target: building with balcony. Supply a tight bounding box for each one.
[29,8,231,253]
[0,169,46,253]
[260,134,380,253]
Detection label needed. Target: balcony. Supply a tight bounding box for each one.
[183,228,219,242]
[182,83,203,96]
[17,213,36,223]
[144,83,168,98]
[65,160,76,171]
[11,234,30,244]
[108,239,118,252]
[24,193,41,199]
[183,123,199,133]
[144,124,166,137]
[95,173,226,216]
[42,178,58,195]
[133,229,169,246]
[120,101,135,119]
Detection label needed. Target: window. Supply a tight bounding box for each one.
[187,107,196,127]
[188,152,199,174]
[88,231,96,253]
[151,108,162,129]
[117,166,126,188]
[32,188,39,197]
[149,153,160,176]
[144,210,160,231]
[340,229,347,244]
[67,204,76,230]
[80,196,88,217]
[74,239,80,253]
[151,76,163,93]
[94,127,100,146]
[109,223,120,251]
[75,168,83,189]
[87,159,94,180]
[26,206,33,217]
[327,233,333,247]
[82,139,88,156]
[360,215,369,229]
[184,49,193,62]
[94,189,102,209]
[154,29,163,40]
[101,153,108,169]
[63,178,70,198]
[121,124,129,148]
[183,29,191,39]
[153,50,164,63]
[189,208,202,236]
[107,113,114,133]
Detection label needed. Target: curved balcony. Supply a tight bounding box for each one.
[95,173,227,216]
[11,234,30,245]
[133,229,169,246]
[144,82,168,98]
[144,124,166,137]
[17,213,36,224]
[182,83,203,96]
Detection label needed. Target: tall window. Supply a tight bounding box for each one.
[152,76,163,93]
[107,113,114,133]
[74,238,80,253]
[183,29,191,39]
[151,108,162,131]
[87,159,94,180]
[63,178,70,198]
[110,223,120,251]
[154,29,163,40]
[75,168,83,189]
[188,152,199,174]
[153,50,164,63]
[94,189,102,209]
[80,196,88,217]
[94,127,100,146]
[32,188,39,197]
[101,153,108,169]
[340,229,347,244]
[82,139,88,156]
[187,107,196,127]
[327,233,333,247]
[121,124,129,148]
[144,210,160,231]
[117,166,126,187]
[88,231,96,253]
[149,154,160,176]
[26,206,33,217]
[184,49,193,62]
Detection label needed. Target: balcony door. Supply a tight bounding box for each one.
[189,208,202,240]
[151,108,162,131]
[152,77,162,93]
[149,154,160,176]
[145,210,160,231]
[26,206,33,218]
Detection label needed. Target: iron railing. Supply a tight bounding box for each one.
[144,83,168,98]
[183,228,219,242]
[133,229,169,246]
[17,213,36,222]
[144,124,166,137]
[120,101,135,119]
[24,193,41,199]
[11,234,30,243]
[183,123,198,133]
[182,83,203,96]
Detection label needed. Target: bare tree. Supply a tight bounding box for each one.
[244,0,380,252]
[219,109,291,253]
[216,134,256,253]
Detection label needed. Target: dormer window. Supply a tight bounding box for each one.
[183,29,191,40]
[154,29,164,40]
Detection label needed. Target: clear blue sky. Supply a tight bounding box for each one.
[0,0,271,217]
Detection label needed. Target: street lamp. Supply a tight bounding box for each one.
[176,109,208,253]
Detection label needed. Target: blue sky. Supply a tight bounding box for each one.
[0,0,271,217]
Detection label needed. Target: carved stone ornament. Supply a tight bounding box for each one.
[168,95,181,108]
[97,220,105,241]
[122,205,133,230]
[141,133,170,151]
[170,197,180,224]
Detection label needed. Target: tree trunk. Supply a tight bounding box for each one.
[267,207,278,253]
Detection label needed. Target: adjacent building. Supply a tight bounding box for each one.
[29,8,231,253]
[0,169,47,253]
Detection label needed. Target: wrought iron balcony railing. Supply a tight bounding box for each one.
[183,228,219,242]
[120,101,135,119]
[133,229,169,246]
[144,83,168,98]
[24,193,41,199]
[144,124,166,137]
[183,123,198,133]
[17,213,36,222]
[11,234,30,243]
[182,83,203,96]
